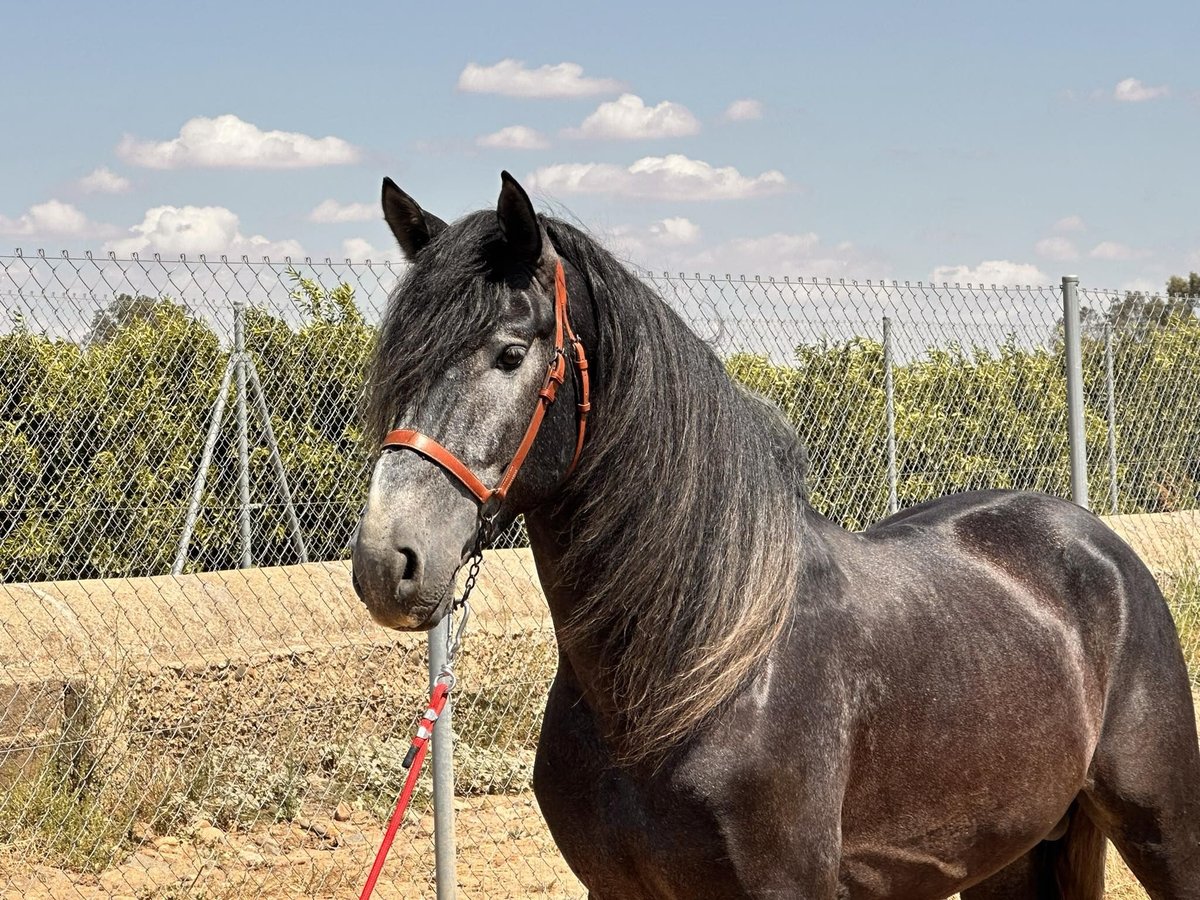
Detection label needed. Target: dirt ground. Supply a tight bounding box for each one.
[5,693,1198,899]
[0,792,585,899]
[0,788,1162,900]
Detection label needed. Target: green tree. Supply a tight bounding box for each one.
[86,294,192,346]
[1166,271,1200,298]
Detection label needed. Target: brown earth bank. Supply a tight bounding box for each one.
[1,513,1196,899]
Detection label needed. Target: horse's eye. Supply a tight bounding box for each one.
[497,345,527,371]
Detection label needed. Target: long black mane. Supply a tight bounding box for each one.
[543,220,810,757]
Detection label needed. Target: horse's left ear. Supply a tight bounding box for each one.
[496,171,543,265]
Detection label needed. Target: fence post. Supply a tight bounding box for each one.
[232,301,254,567]
[428,623,457,898]
[172,358,235,575]
[1104,323,1119,514]
[245,358,309,562]
[1061,276,1089,510]
[882,316,898,515]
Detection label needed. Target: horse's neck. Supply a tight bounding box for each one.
[523,508,624,720]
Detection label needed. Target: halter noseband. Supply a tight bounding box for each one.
[380,259,590,519]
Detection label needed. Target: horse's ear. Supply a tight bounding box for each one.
[381,177,448,260]
[496,171,543,265]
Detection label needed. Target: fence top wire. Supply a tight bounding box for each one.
[0,249,1090,358]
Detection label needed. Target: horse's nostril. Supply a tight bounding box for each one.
[398,548,419,582]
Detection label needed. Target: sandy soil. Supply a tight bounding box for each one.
[0,788,1160,899]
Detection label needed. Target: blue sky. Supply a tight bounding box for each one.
[1,0,1196,290]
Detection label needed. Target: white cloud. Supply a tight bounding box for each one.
[1053,215,1085,233]
[685,233,882,280]
[117,114,361,169]
[930,260,1049,286]
[1113,77,1169,103]
[308,199,377,224]
[457,59,623,98]
[527,154,788,201]
[649,217,701,246]
[0,199,111,238]
[723,99,763,121]
[78,166,131,194]
[476,125,550,150]
[1120,277,1160,295]
[1034,237,1079,262]
[608,217,702,261]
[1089,241,1150,261]
[610,224,883,280]
[340,237,403,263]
[105,205,303,258]
[565,94,700,140]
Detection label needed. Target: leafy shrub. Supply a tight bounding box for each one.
[1,290,1197,579]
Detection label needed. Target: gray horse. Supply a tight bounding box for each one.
[352,172,1200,899]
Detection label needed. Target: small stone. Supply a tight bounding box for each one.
[197,826,226,847]
[130,821,153,843]
[333,801,352,822]
[238,849,266,867]
[153,835,180,849]
[307,819,341,843]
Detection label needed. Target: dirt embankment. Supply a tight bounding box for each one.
[0,514,1194,899]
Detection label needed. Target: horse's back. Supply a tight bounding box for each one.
[861,488,1176,677]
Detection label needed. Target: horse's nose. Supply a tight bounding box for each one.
[393,545,421,598]
[350,529,424,610]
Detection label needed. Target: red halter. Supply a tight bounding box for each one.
[381,260,590,512]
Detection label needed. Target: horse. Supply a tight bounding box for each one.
[351,171,1200,899]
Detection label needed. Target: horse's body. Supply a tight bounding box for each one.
[532,491,1199,898]
[352,173,1200,898]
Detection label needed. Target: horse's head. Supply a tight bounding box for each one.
[351,172,591,630]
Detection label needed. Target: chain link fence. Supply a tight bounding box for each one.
[1,250,1197,898]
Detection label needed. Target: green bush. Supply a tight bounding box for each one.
[1,290,1197,580]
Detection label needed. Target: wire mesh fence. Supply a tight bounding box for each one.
[0,250,1197,898]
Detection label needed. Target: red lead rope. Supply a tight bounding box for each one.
[359,677,453,900]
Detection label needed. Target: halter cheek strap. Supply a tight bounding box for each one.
[381,259,590,511]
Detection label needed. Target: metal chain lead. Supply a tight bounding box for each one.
[441,510,494,674]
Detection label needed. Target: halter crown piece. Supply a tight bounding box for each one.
[381,260,590,521]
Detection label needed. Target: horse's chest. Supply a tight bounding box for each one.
[533,681,743,900]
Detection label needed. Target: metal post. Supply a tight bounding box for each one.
[882,316,898,515]
[1062,276,1089,509]
[246,357,309,562]
[233,301,253,568]
[428,624,457,898]
[1104,324,1119,514]
[172,358,236,575]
